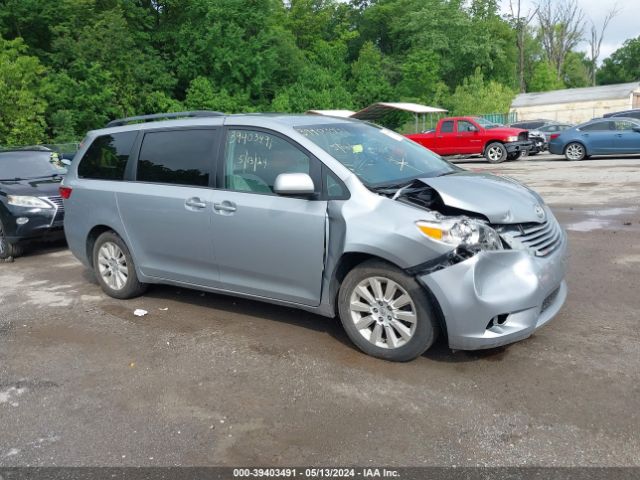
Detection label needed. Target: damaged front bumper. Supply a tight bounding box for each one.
[417,234,568,350]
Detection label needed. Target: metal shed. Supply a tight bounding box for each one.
[306,109,356,118]
[351,102,448,132]
[511,82,640,124]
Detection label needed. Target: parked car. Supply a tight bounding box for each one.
[0,149,68,259]
[524,129,547,155]
[548,117,640,160]
[509,119,557,130]
[603,109,640,120]
[407,116,532,163]
[62,111,567,361]
[537,123,574,144]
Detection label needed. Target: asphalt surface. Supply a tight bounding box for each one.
[1,155,639,467]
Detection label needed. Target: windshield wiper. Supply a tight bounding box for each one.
[22,173,64,180]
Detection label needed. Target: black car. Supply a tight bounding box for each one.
[603,109,640,120]
[0,149,68,259]
[509,119,558,155]
[509,119,557,130]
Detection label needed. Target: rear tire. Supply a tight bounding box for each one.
[338,260,438,362]
[564,142,586,161]
[0,222,24,259]
[93,231,147,299]
[484,142,508,163]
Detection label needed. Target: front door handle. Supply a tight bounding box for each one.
[213,201,237,214]
[185,197,207,209]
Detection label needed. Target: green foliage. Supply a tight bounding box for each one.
[184,77,248,113]
[351,41,393,107]
[561,51,590,89]
[528,61,565,92]
[0,36,47,145]
[597,36,640,85]
[0,0,632,145]
[448,68,516,116]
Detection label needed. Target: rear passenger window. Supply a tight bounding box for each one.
[136,129,215,187]
[580,122,611,132]
[78,132,137,180]
[440,121,454,133]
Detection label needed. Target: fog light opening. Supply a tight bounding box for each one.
[486,314,509,330]
[16,217,29,225]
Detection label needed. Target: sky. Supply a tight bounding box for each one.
[500,0,640,62]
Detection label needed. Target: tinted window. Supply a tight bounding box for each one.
[539,125,557,132]
[137,129,215,187]
[224,130,313,195]
[78,132,136,180]
[580,122,612,132]
[440,121,454,133]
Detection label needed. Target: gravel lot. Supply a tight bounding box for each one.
[1,154,639,467]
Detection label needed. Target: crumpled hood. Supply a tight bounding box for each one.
[419,172,545,224]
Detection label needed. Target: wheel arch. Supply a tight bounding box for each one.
[327,251,448,340]
[564,140,589,156]
[86,224,128,268]
[482,140,505,154]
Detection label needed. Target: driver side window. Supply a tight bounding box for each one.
[224,130,312,195]
[457,120,476,132]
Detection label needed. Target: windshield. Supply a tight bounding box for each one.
[0,151,67,180]
[473,117,501,129]
[295,122,458,187]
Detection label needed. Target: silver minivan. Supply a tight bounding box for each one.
[62,111,568,361]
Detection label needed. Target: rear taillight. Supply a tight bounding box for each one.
[550,133,560,140]
[59,186,73,199]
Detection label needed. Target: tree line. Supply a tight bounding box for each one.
[0,0,638,146]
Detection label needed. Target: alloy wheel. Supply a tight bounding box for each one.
[487,146,504,162]
[565,143,584,160]
[349,276,417,349]
[97,241,129,291]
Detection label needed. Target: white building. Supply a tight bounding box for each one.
[510,82,640,124]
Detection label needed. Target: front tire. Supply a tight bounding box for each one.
[564,142,586,161]
[0,222,24,259]
[507,151,523,161]
[484,142,508,163]
[93,231,147,299]
[338,260,438,361]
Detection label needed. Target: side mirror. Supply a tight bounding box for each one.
[633,126,640,133]
[273,173,315,196]
[61,159,72,166]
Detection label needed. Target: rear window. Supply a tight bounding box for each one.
[78,132,137,180]
[136,129,215,187]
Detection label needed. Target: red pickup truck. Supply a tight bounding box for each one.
[406,116,532,163]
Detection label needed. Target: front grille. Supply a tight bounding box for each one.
[497,219,563,257]
[46,195,65,224]
[518,132,529,141]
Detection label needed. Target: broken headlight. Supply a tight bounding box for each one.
[416,218,503,251]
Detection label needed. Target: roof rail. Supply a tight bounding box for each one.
[105,110,224,128]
